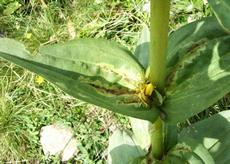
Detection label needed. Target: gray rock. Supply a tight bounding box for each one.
[40,124,78,161]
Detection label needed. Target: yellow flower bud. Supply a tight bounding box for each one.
[144,83,155,96]
[35,76,44,85]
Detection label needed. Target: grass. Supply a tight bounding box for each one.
[0,59,127,163]
[0,0,229,163]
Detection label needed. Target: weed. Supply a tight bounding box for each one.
[0,0,229,163]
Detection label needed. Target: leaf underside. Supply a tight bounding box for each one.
[0,38,159,122]
[108,129,146,164]
[129,117,151,151]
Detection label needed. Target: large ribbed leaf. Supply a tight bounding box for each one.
[0,38,159,121]
[208,0,230,33]
[163,17,230,124]
[179,110,230,164]
[163,137,215,164]
[129,118,151,151]
[164,124,178,152]
[38,39,144,90]
[134,25,150,69]
[108,129,146,164]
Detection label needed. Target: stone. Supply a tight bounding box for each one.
[40,124,78,161]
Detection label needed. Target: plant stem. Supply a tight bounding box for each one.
[149,0,170,160]
[149,0,170,90]
[150,117,164,159]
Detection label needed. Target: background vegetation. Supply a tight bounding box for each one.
[0,0,229,163]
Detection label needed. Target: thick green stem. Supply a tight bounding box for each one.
[150,118,164,160]
[149,0,170,90]
[149,0,170,160]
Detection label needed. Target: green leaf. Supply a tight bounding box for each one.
[134,25,150,69]
[129,118,151,151]
[0,38,159,121]
[164,124,178,152]
[108,129,146,164]
[208,0,230,33]
[38,38,144,90]
[163,137,215,164]
[163,17,230,124]
[179,110,230,164]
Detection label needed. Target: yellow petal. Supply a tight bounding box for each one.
[25,33,32,39]
[35,76,44,85]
